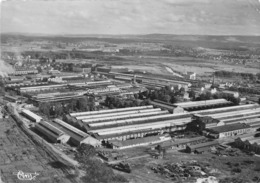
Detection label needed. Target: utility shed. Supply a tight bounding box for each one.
[21,109,42,123]
[35,121,70,143]
[160,136,208,150]
[186,140,219,153]
[207,123,252,138]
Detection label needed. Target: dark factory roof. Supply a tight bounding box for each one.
[209,123,251,133]
[187,140,219,151]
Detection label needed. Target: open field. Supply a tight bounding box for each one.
[0,117,74,183]
[98,56,260,76]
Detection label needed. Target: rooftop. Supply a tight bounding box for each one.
[108,135,161,147]
[187,140,219,150]
[209,123,251,133]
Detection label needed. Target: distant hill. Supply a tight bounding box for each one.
[1,33,260,50]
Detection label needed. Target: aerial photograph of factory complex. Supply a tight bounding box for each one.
[1,0,260,183]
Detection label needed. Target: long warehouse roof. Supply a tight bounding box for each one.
[90,117,191,135]
[88,113,191,128]
[70,105,154,117]
[203,108,260,119]
[82,110,169,124]
[191,104,260,115]
[53,119,88,139]
[76,108,160,120]
[22,109,42,121]
[37,121,64,136]
[175,99,231,108]
[222,114,260,124]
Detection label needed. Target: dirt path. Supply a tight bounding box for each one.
[165,66,184,78]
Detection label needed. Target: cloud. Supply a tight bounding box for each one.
[1,0,260,35]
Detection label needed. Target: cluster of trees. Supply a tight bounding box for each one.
[215,71,257,80]
[39,97,96,117]
[137,87,182,104]
[105,95,150,109]
[0,79,5,96]
[195,91,241,105]
[104,86,185,109]
[75,144,127,183]
[229,86,260,95]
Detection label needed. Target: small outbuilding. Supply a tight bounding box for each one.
[206,123,251,138]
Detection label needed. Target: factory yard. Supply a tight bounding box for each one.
[0,117,74,183]
[117,147,260,183]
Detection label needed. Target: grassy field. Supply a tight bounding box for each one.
[100,55,260,76]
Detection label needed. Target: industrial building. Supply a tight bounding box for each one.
[5,82,49,89]
[52,119,101,147]
[206,123,252,138]
[67,80,113,90]
[174,99,233,112]
[149,100,184,114]
[190,104,260,129]
[137,77,191,90]
[19,84,67,93]
[108,135,171,149]
[3,95,23,103]
[35,121,70,143]
[186,140,219,153]
[159,136,208,150]
[67,106,192,142]
[11,68,38,75]
[31,91,85,105]
[21,109,42,123]
[222,90,239,98]
[95,71,192,90]
[72,67,92,73]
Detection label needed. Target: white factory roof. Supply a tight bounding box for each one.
[88,113,188,128]
[175,99,231,108]
[89,117,191,135]
[70,105,154,117]
[76,108,161,121]
[83,110,168,124]
[191,104,260,115]
[53,119,88,139]
[22,109,42,122]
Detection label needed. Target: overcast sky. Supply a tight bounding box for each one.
[1,0,260,35]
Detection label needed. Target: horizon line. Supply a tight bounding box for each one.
[1,32,260,37]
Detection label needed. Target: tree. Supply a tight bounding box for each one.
[78,97,88,111]
[205,91,212,100]
[75,144,96,161]
[163,95,171,103]
[54,103,63,117]
[189,90,196,99]
[36,66,42,73]
[76,144,127,183]
[133,94,139,99]
[39,102,51,117]
[170,96,177,103]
